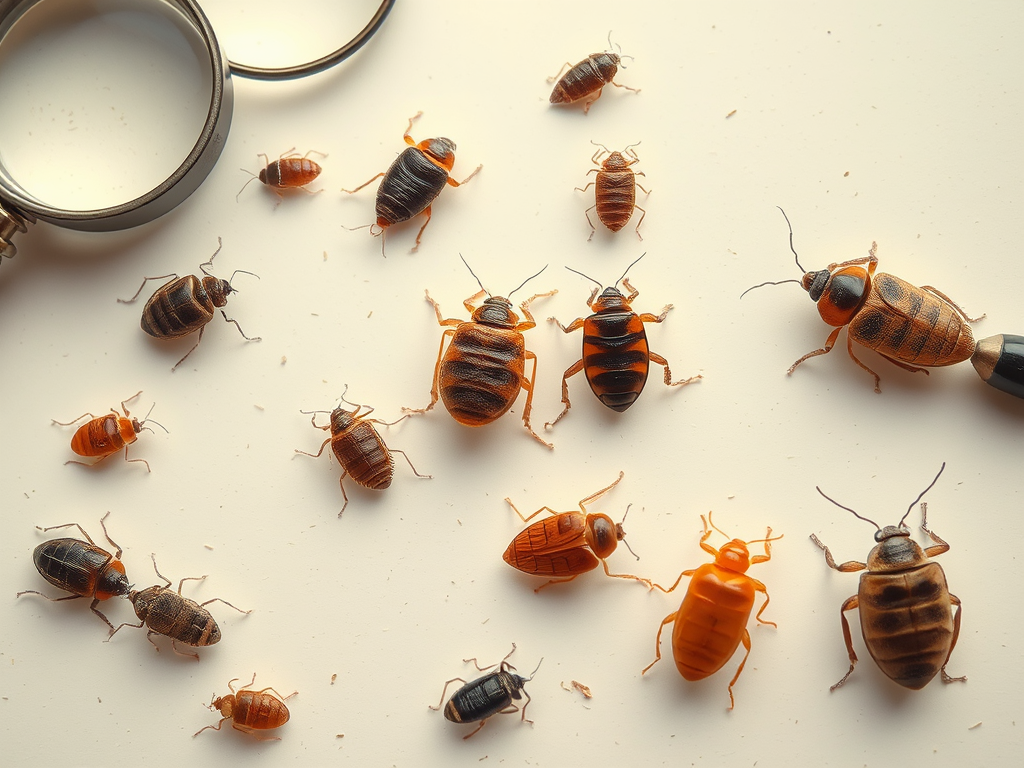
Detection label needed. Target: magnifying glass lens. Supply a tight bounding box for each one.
[0,0,213,211]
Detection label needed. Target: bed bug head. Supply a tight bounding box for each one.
[198,237,260,305]
[586,504,639,560]
[418,137,457,171]
[802,261,872,326]
[567,253,645,311]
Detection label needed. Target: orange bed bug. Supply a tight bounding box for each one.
[118,238,260,371]
[294,388,431,516]
[503,471,650,592]
[107,554,250,660]
[546,257,701,427]
[17,512,129,632]
[404,258,555,448]
[642,514,781,709]
[237,148,326,201]
[342,112,481,255]
[194,673,297,741]
[810,463,965,691]
[743,209,980,392]
[52,390,165,472]
[548,36,639,114]
[575,141,649,240]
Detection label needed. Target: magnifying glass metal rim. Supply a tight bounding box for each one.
[0,0,396,247]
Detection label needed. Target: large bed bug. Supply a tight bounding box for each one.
[972,333,1024,399]
[17,512,129,632]
[548,37,639,114]
[575,142,649,240]
[430,644,542,740]
[194,673,297,741]
[52,390,164,472]
[546,258,701,428]
[294,388,431,517]
[237,148,326,202]
[404,259,556,448]
[642,514,780,709]
[503,471,650,592]
[118,238,260,371]
[810,463,965,691]
[743,210,980,392]
[342,112,481,255]
[107,554,250,660]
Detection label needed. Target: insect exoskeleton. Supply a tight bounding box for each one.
[52,390,165,472]
[107,554,250,660]
[237,148,326,201]
[642,514,781,709]
[294,388,431,516]
[810,463,965,691]
[342,112,481,255]
[17,512,129,631]
[117,237,261,371]
[503,471,651,592]
[548,36,639,114]
[194,673,297,741]
[547,257,701,427]
[575,141,649,240]
[404,258,555,448]
[430,644,542,739]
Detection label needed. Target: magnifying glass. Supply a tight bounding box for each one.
[0,0,395,259]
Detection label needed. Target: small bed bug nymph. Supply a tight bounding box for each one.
[548,35,639,114]
[237,148,326,201]
[430,644,543,739]
[575,142,649,240]
[810,463,965,691]
[194,673,297,741]
[118,238,261,371]
[52,391,166,472]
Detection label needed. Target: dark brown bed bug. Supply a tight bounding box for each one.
[972,333,1024,399]
[575,142,649,240]
[294,388,431,516]
[548,38,639,114]
[17,512,129,632]
[118,237,260,371]
[237,148,326,201]
[430,644,543,739]
[546,258,701,427]
[743,210,980,392]
[810,463,965,691]
[342,112,481,255]
[107,554,250,660]
[404,259,555,448]
[52,390,165,472]
[194,673,297,741]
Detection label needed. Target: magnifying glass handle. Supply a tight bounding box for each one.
[0,201,31,260]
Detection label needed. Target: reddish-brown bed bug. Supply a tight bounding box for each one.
[575,142,649,240]
[17,512,129,632]
[642,514,780,709]
[503,471,650,592]
[810,463,965,691]
[194,673,297,741]
[294,388,431,516]
[430,644,543,740]
[742,209,980,392]
[548,36,639,114]
[342,112,481,255]
[52,390,165,472]
[546,257,701,427]
[404,258,556,448]
[237,148,326,201]
[972,333,1024,399]
[118,237,260,371]
[107,553,250,660]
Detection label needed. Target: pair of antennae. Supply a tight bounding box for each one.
[459,254,547,300]
[738,207,807,299]
[565,252,646,291]
[816,462,946,530]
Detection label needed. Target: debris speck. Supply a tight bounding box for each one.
[331,674,337,685]
[204,544,214,550]
[281,356,287,364]
[844,171,850,177]
[336,733,344,738]
[571,680,593,698]
[254,404,265,411]
[368,311,373,318]
[726,109,737,118]
[323,251,328,261]
[969,722,982,730]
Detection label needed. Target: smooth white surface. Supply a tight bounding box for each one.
[1,1,1022,765]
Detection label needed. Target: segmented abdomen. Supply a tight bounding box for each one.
[671,565,755,680]
[145,593,220,647]
[440,326,525,426]
[71,416,133,456]
[33,539,109,597]
[594,170,636,231]
[331,422,394,490]
[583,311,650,411]
[550,57,611,104]
[234,691,290,729]
[376,148,449,225]
[141,276,213,338]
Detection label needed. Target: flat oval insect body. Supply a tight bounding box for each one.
[972,333,1024,399]
[576,144,649,239]
[643,515,779,709]
[54,391,159,471]
[237,150,326,201]
[195,674,296,741]
[549,51,637,114]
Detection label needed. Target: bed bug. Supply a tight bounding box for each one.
[742,209,980,392]
[107,554,250,660]
[52,390,165,472]
[117,237,260,371]
[810,463,965,691]
[403,258,555,448]
[430,644,542,740]
[294,388,431,516]
[546,258,701,427]
[548,36,639,114]
[642,514,781,710]
[503,471,651,592]
[237,148,326,201]
[17,512,129,632]
[194,673,297,741]
[972,333,1024,399]
[342,112,481,255]
[575,141,649,240]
